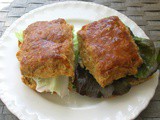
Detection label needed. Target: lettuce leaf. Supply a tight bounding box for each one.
[15,31,23,43]
[33,76,69,97]
[127,26,159,78]
[133,37,159,78]
[73,30,79,64]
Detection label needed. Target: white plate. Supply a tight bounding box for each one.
[0,1,159,120]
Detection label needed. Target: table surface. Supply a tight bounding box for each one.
[0,0,160,120]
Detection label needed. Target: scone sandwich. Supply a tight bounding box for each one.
[16,18,74,97]
[74,16,159,98]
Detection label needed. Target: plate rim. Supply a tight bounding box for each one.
[0,1,158,120]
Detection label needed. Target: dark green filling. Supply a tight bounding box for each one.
[133,37,159,78]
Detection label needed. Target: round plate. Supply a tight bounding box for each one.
[0,1,159,120]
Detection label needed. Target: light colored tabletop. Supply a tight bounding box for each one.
[0,0,160,120]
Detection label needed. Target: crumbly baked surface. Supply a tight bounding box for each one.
[78,16,143,87]
[16,18,75,78]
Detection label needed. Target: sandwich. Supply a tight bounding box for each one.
[16,18,75,97]
[74,16,159,98]
[16,17,159,98]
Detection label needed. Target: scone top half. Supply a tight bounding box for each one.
[78,16,143,88]
[16,19,74,79]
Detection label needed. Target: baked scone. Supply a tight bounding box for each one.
[77,16,143,87]
[16,18,74,97]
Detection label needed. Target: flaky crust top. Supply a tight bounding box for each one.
[78,16,143,87]
[17,19,74,78]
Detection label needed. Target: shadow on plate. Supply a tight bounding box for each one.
[40,91,104,108]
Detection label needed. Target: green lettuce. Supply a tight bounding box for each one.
[15,31,23,43]
[133,36,159,78]
[33,76,69,97]
[127,26,159,78]
[73,30,79,64]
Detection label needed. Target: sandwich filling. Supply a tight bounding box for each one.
[33,76,69,97]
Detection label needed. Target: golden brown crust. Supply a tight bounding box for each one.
[17,19,74,78]
[78,16,143,87]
